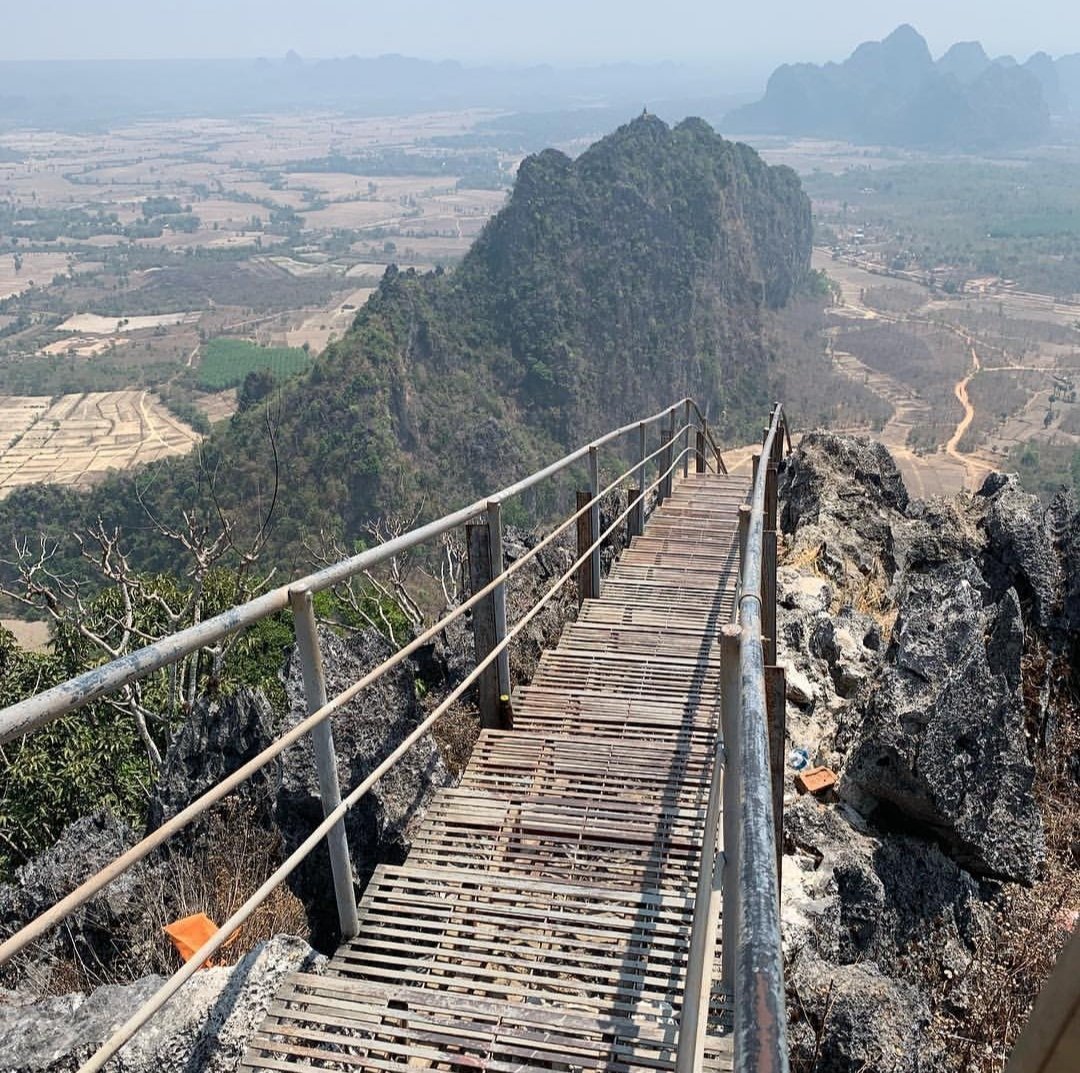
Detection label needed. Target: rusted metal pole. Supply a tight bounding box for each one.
[588,445,602,599]
[486,498,511,702]
[634,420,647,535]
[659,428,673,505]
[765,664,786,883]
[763,529,778,667]
[765,463,778,533]
[738,505,751,573]
[576,490,594,604]
[288,585,359,939]
[467,523,501,728]
[682,398,692,479]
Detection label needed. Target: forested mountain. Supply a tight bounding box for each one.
[0,116,810,572]
[724,24,1062,150]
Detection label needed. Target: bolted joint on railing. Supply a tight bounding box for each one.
[288,584,359,939]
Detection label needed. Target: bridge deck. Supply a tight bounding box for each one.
[242,471,749,1072]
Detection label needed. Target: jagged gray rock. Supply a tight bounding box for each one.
[840,561,1044,883]
[977,472,1062,629]
[787,959,929,1073]
[781,431,908,550]
[776,432,1075,1070]
[0,814,152,995]
[0,935,323,1072]
[149,690,279,830]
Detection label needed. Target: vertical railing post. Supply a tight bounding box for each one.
[682,398,692,479]
[765,462,778,533]
[676,623,737,1073]
[466,521,503,729]
[487,497,511,704]
[288,584,359,939]
[737,505,751,575]
[633,420,647,535]
[588,444,602,600]
[659,428,673,505]
[695,430,706,474]
[576,490,594,605]
[719,623,742,996]
[668,404,679,493]
[764,463,778,666]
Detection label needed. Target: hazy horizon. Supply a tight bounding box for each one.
[1,2,1077,73]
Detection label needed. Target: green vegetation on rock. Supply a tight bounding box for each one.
[0,115,812,580]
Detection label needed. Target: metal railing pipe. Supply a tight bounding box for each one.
[675,405,788,1073]
[0,417,696,966]
[76,443,696,1073]
[0,399,691,747]
[732,404,788,1073]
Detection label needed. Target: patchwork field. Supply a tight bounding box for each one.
[0,391,201,497]
[57,312,202,334]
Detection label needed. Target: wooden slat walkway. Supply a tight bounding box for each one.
[242,471,750,1072]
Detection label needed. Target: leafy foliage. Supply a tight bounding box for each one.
[0,569,294,879]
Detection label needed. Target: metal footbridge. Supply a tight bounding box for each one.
[0,399,790,1073]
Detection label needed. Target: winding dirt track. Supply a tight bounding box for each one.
[945,345,979,462]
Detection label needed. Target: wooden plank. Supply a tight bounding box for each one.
[242,470,749,1071]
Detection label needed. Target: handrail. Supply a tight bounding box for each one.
[0,415,696,966]
[79,443,696,1073]
[0,399,688,746]
[732,405,788,1072]
[676,404,789,1073]
[0,397,720,1073]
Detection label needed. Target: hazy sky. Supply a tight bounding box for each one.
[1,1,1077,71]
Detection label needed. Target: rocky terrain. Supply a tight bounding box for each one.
[777,433,1079,1072]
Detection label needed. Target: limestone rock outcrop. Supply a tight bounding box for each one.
[0,935,322,1073]
[777,431,1077,1070]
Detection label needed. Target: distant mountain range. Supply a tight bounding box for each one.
[725,25,1080,150]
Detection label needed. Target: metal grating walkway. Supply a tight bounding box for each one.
[241,471,750,1072]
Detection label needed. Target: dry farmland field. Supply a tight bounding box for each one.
[0,390,200,497]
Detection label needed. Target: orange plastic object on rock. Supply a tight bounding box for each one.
[163,912,220,967]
